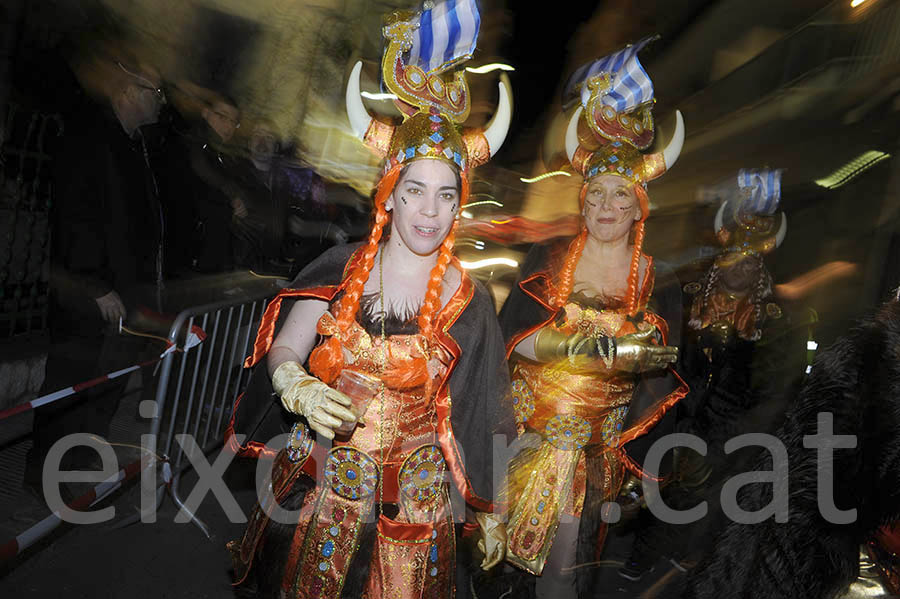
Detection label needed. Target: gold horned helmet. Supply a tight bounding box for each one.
[564,37,684,187]
[714,168,788,260]
[345,5,511,176]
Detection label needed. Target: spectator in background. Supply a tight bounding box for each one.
[229,119,349,274]
[186,91,244,272]
[25,48,168,498]
[280,158,349,270]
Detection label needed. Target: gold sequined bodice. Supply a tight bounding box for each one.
[336,318,451,459]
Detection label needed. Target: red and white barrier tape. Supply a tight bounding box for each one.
[0,456,151,563]
[159,324,207,358]
[0,325,206,424]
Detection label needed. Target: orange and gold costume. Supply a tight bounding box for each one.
[500,247,687,575]
[227,244,514,597]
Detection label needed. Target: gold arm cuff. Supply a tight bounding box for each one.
[532,327,568,362]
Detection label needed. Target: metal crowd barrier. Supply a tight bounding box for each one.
[138,291,273,535]
[0,289,276,562]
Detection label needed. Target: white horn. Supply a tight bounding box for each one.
[565,105,583,164]
[484,73,513,157]
[775,212,788,248]
[346,61,373,140]
[663,110,685,171]
[714,200,726,234]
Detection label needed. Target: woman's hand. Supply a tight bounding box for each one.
[613,327,678,372]
[475,511,507,570]
[272,361,356,440]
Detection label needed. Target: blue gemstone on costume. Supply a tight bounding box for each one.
[537,501,545,513]
[429,132,444,143]
[322,540,334,557]
[329,526,339,536]
[530,517,539,525]
[430,567,438,577]
[454,151,462,164]
[405,147,416,159]
[346,469,357,480]
[609,155,619,163]
[419,469,429,480]
[430,115,442,123]
[432,529,438,539]
[612,141,622,147]
[564,430,572,437]
[319,562,329,572]
[430,545,438,562]
[626,169,633,176]
[542,489,550,497]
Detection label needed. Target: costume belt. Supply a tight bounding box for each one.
[524,409,629,451]
[230,422,446,586]
[283,423,446,504]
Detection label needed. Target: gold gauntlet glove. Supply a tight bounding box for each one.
[475,511,507,570]
[533,325,678,373]
[533,327,615,367]
[271,361,356,440]
[612,327,679,373]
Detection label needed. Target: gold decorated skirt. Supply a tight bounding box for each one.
[505,361,636,575]
[230,422,456,599]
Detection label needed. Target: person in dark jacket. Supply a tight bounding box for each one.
[24,51,168,495]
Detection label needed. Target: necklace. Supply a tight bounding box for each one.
[378,247,387,516]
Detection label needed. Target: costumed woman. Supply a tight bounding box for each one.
[618,168,798,585]
[495,38,688,598]
[225,3,515,597]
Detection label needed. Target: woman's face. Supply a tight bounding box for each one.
[386,159,460,257]
[717,252,762,294]
[582,174,640,244]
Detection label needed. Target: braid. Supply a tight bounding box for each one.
[690,261,719,331]
[414,174,469,397]
[625,221,646,315]
[309,164,401,383]
[625,184,650,316]
[748,256,771,340]
[552,228,588,309]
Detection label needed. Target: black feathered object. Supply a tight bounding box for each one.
[667,299,900,599]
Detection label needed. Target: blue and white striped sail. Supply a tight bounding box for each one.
[562,35,657,112]
[406,0,481,75]
[738,168,783,215]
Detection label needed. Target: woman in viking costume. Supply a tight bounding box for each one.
[496,38,688,598]
[619,169,794,584]
[226,3,515,597]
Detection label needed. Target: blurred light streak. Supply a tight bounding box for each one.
[465,200,503,208]
[361,91,398,100]
[491,218,512,224]
[520,171,571,183]
[775,261,858,301]
[461,210,474,219]
[850,0,868,7]
[460,257,518,269]
[465,63,515,74]
[815,151,890,189]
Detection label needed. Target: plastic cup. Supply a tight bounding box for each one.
[334,370,381,434]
